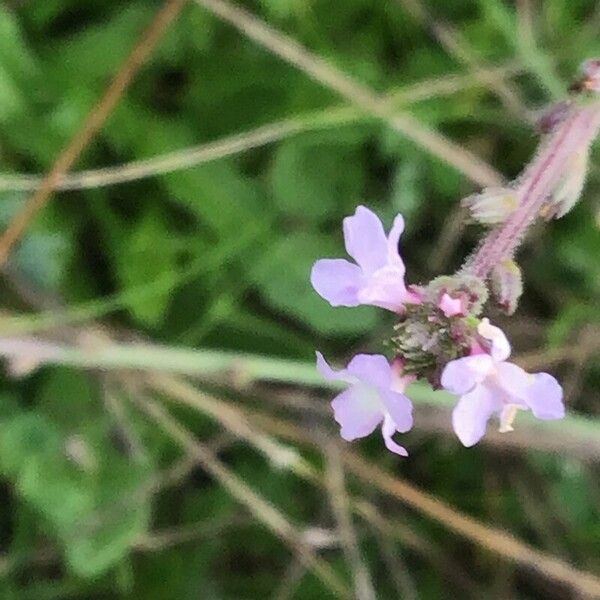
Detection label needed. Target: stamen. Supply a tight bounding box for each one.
[498,404,520,433]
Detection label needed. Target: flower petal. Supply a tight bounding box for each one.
[379,389,413,433]
[356,265,410,312]
[494,361,533,407]
[381,413,409,456]
[523,372,565,420]
[441,354,494,395]
[478,318,511,361]
[310,259,364,307]
[316,351,351,383]
[346,354,392,388]
[343,206,388,275]
[386,214,405,266]
[452,385,502,447]
[331,386,383,441]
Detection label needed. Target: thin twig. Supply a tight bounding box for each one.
[130,393,350,599]
[192,0,502,188]
[0,0,189,266]
[102,380,147,460]
[149,373,306,473]
[248,409,600,597]
[270,557,307,600]
[325,443,376,600]
[1,334,599,459]
[369,516,419,600]
[355,500,479,597]
[395,0,532,123]
[344,451,600,598]
[134,514,247,551]
[0,64,521,193]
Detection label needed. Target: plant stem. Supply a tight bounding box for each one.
[1,336,599,458]
[464,100,600,279]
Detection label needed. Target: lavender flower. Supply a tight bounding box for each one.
[310,206,419,312]
[316,352,413,456]
[441,319,564,447]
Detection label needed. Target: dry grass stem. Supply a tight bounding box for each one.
[0,64,520,193]
[0,0,188,266]
[192,0,503,188]
[396,0,532,122]
[325,443,377,600]
[247,409,600,597]
[130,393,350,599]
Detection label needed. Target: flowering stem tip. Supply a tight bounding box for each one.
[310,60,600,455]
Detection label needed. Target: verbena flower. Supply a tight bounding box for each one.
[310,205,419,312]
[316,352,413,456]
[441,319,565,447]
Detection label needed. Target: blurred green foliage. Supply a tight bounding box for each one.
[1,0,600,597]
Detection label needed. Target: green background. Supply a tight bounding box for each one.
[1,0,600,598]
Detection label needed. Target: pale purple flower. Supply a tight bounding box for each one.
[316,352,413,456]
[310,206,419,312]
[441,319,564,447]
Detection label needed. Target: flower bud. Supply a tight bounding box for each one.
[490,258,522,315]
[427,275,489,316]
[541,147,589,219]
[581,58,600,93]
[463,187,520,225]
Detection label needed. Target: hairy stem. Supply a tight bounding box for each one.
[464,99,600,279]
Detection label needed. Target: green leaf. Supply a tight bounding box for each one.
[0,194,72,291]
[0,6,37,79]
[0,411,152,578]
[114,207,182,327]
[0,63,23,122]
[270,131,368,222]
[164,161,267,237]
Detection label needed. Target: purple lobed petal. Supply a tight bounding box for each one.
[386,214,406,266]
[345,354,393,388]
[379,389,413,433]
[343,206,388,275]
[356,265,410,312]
[331,386,383,441]
[523,372,565,420]
[478,319,511,361]
[441,354,494,395]
[316,351,350,383]
[494,361,533,407]
[310,259,364,307]
[452,384,503,447]
[381,414,409,456]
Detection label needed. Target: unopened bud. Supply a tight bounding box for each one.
[490,258,522,315]
[580,58,600,93]
[463,187,520,225]
[438,292,466,317]
[427,275,489,316]
[541,148,589,220]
